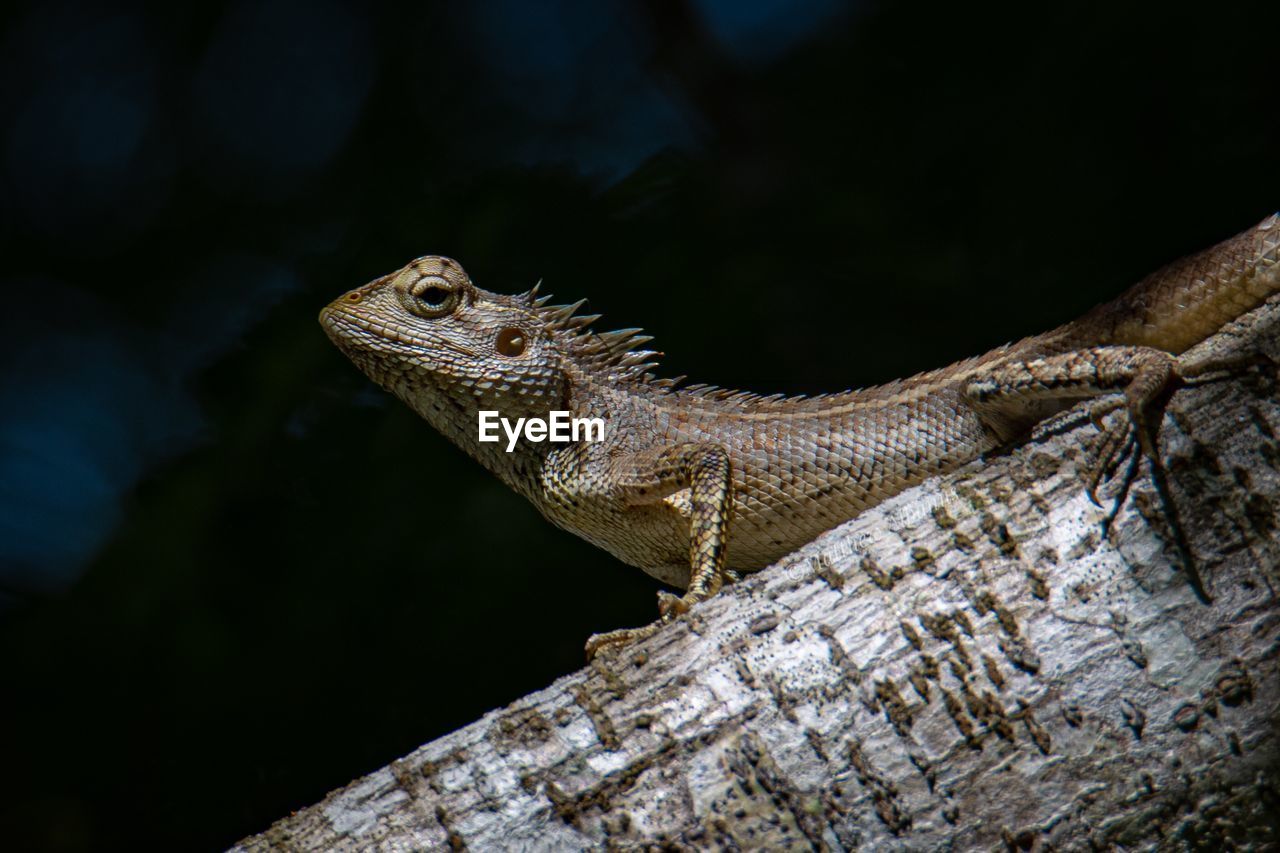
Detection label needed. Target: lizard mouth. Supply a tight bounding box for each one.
[318,302,369,352]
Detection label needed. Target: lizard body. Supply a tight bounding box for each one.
[321,214,1279,655]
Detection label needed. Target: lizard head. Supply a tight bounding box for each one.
[319,256,569,427]
[321,255,662,459]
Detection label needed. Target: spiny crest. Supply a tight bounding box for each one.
[679,385,796,405]
[526,286,662,381]
[521,281,857,409]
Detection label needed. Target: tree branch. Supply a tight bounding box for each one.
[236,300,1280,851]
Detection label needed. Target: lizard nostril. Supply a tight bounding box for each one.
[345,292,362,303]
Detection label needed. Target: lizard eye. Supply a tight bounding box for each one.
[495,327,527,357]
[399,275,461,319]
[419,285,451,307]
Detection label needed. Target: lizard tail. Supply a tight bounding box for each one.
[1072,212,1280,354]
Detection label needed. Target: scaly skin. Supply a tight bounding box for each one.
[321,214,1279,656]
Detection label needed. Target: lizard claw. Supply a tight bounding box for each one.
[586,572,736,661]
[656,591,687,620]
[584,622,663,661]
[1088,397,1125,432]
[1085,411,1136,505]
[1084,407,1148,540]
[1077,378,1209,601]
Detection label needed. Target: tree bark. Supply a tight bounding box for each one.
[236,302,1280,851]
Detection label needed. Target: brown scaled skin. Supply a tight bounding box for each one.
[322,215,1280,658]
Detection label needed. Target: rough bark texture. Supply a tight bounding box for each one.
[237,303,1280,852]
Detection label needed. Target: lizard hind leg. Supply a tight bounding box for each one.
[1088,408,1139,510]
[965,346,1208,598]
[966,346,1180,483]
[1087,349,1181,509]
[1032,395,1134,503]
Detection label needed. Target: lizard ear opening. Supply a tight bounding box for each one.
[495,327,527,357]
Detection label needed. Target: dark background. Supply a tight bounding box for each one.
[1,0,1277,849]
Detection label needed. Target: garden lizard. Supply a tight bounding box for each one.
[321,214,1279,657]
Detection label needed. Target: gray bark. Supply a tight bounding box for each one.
[236,302,1280,851]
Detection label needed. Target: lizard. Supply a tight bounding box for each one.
[320,213,1280,658]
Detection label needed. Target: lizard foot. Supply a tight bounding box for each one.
[1178,349,1277,393]
[1085,348,1275,508]
[585,572,742,661]
[583,591,688,661]
[656,584,719,620]
[584,622,664,661]
[973,345,1215,601]
[1077,348,1176,512]
[1081,354,1222,603]
[1032,395,1124,443]
[1084,401,1140,509]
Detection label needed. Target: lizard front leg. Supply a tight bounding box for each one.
[583,443,734,660]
